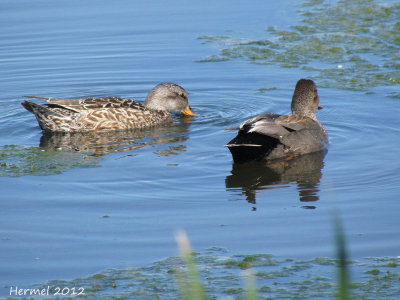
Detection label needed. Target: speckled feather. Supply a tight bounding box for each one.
[22,96,172,132]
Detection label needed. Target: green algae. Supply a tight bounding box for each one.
[224,254,280,270]
[0,145,101,177]
[257,87,277,93]
[197,35,230,43]
[196,55,230,62]
[366,269,380,276]
[197,0,400,92]
[23,249,400,300]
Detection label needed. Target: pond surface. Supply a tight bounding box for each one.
[1,0,400,297]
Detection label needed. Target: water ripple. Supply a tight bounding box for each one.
[191,91,287,129]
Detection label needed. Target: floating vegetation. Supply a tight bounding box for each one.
[27,248,400,299]
[0,145,101,177]
[197,35,230,43]
[197,0,400,92]
[196,55,230,63]
[257,87,277,93]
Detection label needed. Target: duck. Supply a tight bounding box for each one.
[21,82,196,132]
[226,79,328,163]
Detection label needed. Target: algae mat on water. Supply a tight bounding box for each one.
[23,248,400,299]
[198,0,400,94]
[0,145,100,177]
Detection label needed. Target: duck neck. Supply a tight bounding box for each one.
[144,101,166,112]
[292,111,317,120]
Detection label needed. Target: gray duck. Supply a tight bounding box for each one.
[21,82,196,132]
[226,79,328,163]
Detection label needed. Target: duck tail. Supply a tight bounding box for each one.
[21,100,56,116]
[225,143,265,163]
[22,101,63,131]
[21,100,35,113]
[225,131,279,163]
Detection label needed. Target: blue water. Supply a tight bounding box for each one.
[1,0,400,297]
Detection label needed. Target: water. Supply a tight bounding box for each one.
[1,0,400,297]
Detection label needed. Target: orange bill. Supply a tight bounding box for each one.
[181,106,197,116]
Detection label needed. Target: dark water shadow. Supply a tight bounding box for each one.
[225,150,327,208]
[40,122,191,157]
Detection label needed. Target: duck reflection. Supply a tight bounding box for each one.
[39,122,190,157]
[225,150,327,207]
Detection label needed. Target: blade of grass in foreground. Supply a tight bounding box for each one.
[175,230,207,300]
[335,213,350,300]
[243,269,258,300]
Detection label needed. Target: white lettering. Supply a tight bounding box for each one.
[29,288,41,295]
[9,286,18,296]
[9,286,50,296]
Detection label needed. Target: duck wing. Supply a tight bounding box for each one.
[241,113,292,139]
[278,116,328,154]
[24,96,144,112]
[242,114,322,140]
[249,113,328,157]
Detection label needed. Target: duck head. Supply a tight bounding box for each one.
[291,79,322,120]
[144,82,196,116]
